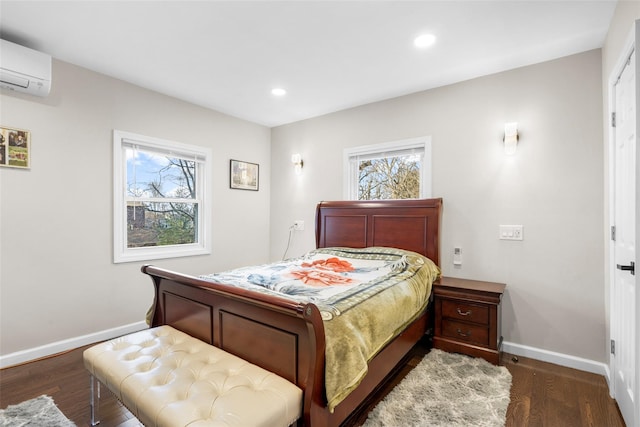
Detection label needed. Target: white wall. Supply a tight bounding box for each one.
[0,59,271,361]
[270,50,605,363]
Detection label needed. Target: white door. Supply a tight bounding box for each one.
[612,46,638,427]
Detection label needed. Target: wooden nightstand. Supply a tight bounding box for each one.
[432,276,506,365]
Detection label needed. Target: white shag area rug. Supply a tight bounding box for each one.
[0,395,75,427]
[363,349,512,427]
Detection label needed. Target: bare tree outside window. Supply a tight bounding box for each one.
[344,137,430,201]
[358,154,421,200]
[126,151,198,248]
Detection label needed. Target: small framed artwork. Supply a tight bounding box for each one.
[230,159,259,191]
[0,126,30,169]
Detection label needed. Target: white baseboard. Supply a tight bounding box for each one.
[0,329,612,386]
[0,321,148,369]
[503,340,610,381]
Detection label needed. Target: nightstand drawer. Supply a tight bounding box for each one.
[442,319,489,346]
[441,300,489,325]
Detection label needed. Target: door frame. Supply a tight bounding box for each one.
[607,19,639,426]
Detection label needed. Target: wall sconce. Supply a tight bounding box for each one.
[291,153,303,175]
[503,122,519,155]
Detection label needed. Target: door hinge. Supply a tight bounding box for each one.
[611,112,616,128]
[611,225,616,241]
[611,339,616,355]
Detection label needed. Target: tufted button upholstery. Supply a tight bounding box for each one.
[84,326,302,427]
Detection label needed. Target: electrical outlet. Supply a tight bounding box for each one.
[293,220,304,231]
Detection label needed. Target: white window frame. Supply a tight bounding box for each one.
[113,130,212,263]
[343,136,432,200]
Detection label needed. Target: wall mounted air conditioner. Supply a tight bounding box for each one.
[0,39,51,97]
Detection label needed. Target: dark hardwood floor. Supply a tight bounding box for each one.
[0,340,625,427]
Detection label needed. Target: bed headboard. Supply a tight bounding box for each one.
[315,198,442,266]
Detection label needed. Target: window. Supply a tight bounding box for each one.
[113,130,211,263]
[344,136,432,200]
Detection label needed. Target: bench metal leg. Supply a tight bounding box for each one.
[89,374,101,426]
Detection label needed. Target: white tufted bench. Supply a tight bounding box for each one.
[83,325,303,427]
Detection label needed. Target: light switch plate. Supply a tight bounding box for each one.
[499,225,523,240]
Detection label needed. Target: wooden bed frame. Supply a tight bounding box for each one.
[142,198,442,426]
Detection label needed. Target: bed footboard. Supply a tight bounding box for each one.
[141,265,326,426]
[142,265,433,426]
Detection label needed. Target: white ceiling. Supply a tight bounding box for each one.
[0,1,617,127]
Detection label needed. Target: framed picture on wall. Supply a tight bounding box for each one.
[0,126,30,169]
[230,159,259,191]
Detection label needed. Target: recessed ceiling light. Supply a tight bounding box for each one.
[271,88,287,96]
[414,34,436,49]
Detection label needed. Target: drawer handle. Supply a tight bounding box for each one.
[456,308,472,316]
[456,328,471,337]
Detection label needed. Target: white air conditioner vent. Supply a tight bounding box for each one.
[0,39,51,97]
